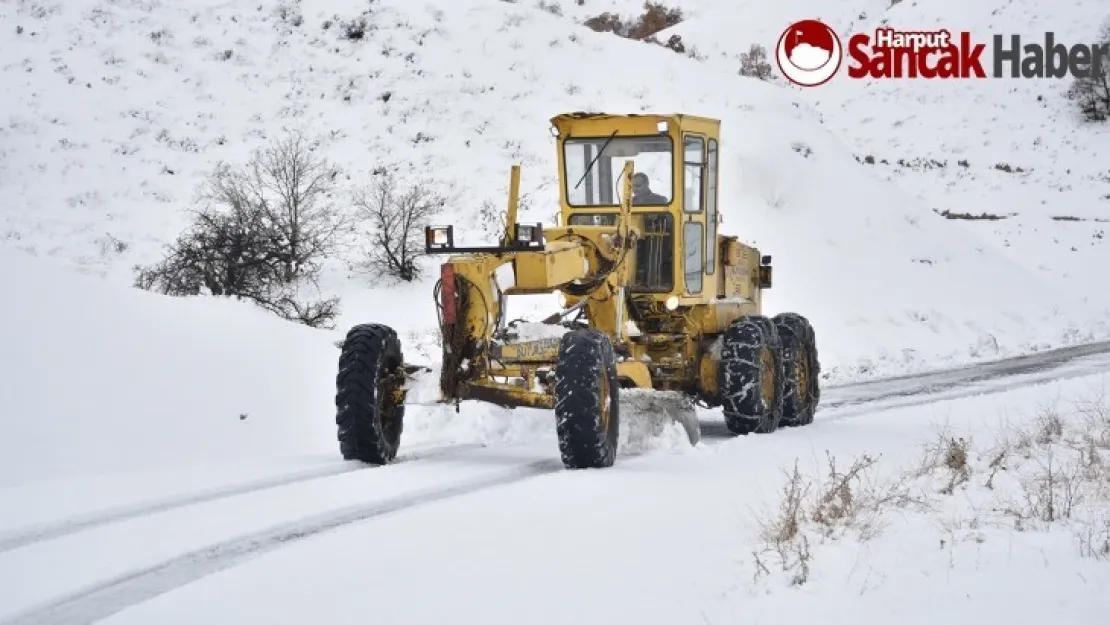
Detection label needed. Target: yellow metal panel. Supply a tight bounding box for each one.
[616,360,652,388]
[460,380,554,409]
[693,300,753,334]
[698,351,719,399]
[493,337,562,364]
[723,238,753,266]
[510,242,589,292]
[503,165,520,246]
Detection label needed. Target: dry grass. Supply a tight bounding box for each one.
[752,452,931,585]
[913,424,971,494]
[752,385,1110,587]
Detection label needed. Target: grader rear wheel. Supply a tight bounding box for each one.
[719,315,784,435]
[774,313,820,426]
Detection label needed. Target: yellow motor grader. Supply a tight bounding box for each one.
[334,112,820,469]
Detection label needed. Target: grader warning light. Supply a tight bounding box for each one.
[334,112,820,470]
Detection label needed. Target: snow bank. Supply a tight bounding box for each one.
[0,245,343,484]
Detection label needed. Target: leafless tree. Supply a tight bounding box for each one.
[1067,19,1110,122]
[739,44,774,81]
[133,132,343,328]
[244,131,344,282]
[354,170,445,282]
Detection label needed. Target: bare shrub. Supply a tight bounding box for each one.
[1065,19,1110,122]
[975,398,1110,535]
[1025,445,1086,523]
[134,132,343,328]
[754,461,814,586]
[738,44,773,80]
[536,0,562,16]
[584,2,683,41]
[1072,387,1110,450]
[353,169,446,283]
[274,0,303,28]
[1075,512,1110,560]
[752,452,930,585]
[758,460,810,546]
[1035,407,1065,444]
[914,425,971,487]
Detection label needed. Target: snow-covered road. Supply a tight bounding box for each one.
[4,340,1109,625]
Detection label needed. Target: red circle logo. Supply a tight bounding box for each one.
[775,20,843,87]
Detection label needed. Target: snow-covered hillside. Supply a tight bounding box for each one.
[649,0,1110,309]
[1,0,1107,385]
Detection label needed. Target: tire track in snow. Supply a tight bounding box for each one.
[8,340,1110,624]
[0,458,562,625]
[0,442,487,555]
[701,340,1110,439]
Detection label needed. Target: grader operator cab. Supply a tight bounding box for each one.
[334,112,820,470]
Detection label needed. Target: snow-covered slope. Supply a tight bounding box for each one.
[1,0,1107,385]
[652,0,1110,311]
[0,244,341,484]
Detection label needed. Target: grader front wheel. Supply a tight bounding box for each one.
[719,316,784,435]
[335,323,406,464]
[554,329,621,469]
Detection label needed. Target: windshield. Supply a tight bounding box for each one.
[563,135,673,207]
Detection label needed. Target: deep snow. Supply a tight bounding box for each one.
[2,0,1110,622]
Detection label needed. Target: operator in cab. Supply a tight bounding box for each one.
[631,172,668,205]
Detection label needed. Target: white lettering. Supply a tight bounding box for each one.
[872,28,952,51]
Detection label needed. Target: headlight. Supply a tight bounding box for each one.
[513,222,544,247]
[665,296,679,311]
[425,225,453,248]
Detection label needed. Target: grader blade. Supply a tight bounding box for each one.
[618,389,702,449]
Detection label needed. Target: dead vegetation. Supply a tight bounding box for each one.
[752,453,931,585]
[583,2,682,40]
[582,2,700,59]
[752,386,1110,586]
[1066,18,1110,122]
[737,44,773,81]
[134,130,344,328]
[353,168,446,283]
[135,133,449,327]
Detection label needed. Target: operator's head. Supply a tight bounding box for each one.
[632,172,651,195]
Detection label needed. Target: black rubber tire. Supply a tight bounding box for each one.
[554,328,620,469]
[719,315,784,435]
[774,312,820,427]
[335,323,405,464]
